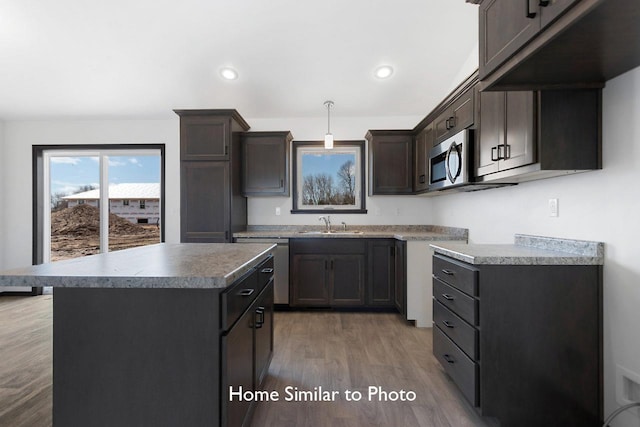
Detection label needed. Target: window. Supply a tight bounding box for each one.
[140,200,146,209]
[33,144,165,264]
[292,140,366,214]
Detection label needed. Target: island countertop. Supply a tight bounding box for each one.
[0,243,276,289]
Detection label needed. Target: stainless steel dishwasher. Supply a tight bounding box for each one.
[234,238,289,305]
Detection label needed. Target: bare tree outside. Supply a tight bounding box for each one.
[303,160,355,205]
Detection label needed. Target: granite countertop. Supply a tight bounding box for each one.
[0,243,275,289]
[430,234,604,266]
[234,225,468,242]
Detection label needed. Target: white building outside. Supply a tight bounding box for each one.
[63,183,160,225]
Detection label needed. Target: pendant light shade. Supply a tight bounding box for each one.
[324,100,334,149]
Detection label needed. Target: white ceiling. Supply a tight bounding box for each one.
[0,0,478,121]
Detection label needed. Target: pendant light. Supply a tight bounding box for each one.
[324,100,334,149]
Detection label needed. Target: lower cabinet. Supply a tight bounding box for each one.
[432,253,602,427]
[221,257,274,427]
[290,238,406,313]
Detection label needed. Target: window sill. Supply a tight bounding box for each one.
[291,209,368,214]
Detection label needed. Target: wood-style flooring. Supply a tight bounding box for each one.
[0,295,494,427]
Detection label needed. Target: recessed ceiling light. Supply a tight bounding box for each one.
[374,65,394,79]
[220,67,238,80]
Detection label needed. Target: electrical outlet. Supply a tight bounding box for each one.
[275,207,281,216]
[549,198,559,217]
[616,365,640,417]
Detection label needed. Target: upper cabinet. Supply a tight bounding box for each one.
[241,131,293,197]
[477,0,640,90]
[413,124,433,193]
[476,89,601,182]
[178,110,250,161]
[433,84,476,145]
[366,130,414,195]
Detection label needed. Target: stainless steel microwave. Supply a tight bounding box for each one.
[429,130,471,190]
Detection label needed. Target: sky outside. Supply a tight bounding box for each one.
[49,156,161,195]
[301,152,355,182]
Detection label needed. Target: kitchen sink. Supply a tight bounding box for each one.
[297,230,363,235]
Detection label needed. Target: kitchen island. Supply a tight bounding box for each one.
[0,243,276,427]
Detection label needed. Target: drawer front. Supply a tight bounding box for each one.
[433,277,478,326]
[433,254,478,296]
[433,326,478,407]
[256,256,274,292]
[433,300,478,360]
[221,269,259,331]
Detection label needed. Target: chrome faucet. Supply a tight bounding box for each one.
[318,215,331,233]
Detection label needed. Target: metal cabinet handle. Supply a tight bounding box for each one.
[419,174,426,184]
[442,293,455,301]
[445,116,456,130]
[527,0,538,18]
[260,268,274,274]
[441,269,454,276]
[280,179,284,188]
[255,307,265,329]
[539,0,549,6]
[442,320,455,328]
[238,289,255,297]
[491,146,499,161]
[497,144,511,160]
[443,354,455,364]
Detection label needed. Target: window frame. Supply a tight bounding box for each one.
[32,144,166,266]
[291,140,367,214]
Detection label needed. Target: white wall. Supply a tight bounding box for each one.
[431,66,640,426]
[0,120,5,270]
[246,115,433,226]
[1,119,181,269]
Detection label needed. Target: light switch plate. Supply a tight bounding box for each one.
[275,207,281,216]
[549,198,559,217]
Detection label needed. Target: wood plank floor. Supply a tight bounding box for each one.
[0,295,495,427]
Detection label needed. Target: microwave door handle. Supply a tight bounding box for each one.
[445,142,461,184]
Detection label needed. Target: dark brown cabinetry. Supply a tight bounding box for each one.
[368,240,396,307]
[432,253,602,426]
[477,0,640,90]
[241,131,293,196]
[176,110,250,243]
[222,256,274,427]
[413,125,432,193]
[290,238,406,312]
[290,239,365,307]
[366,130,414,195]
[476,89,601,182]
[433,85,476,145]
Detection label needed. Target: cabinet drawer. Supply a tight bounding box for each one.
[433,254,478,296]
[256,256,274,292]
[221,269,259,331]
[433,300,478,360]
[433,326,478,407]
[433,277,478,326]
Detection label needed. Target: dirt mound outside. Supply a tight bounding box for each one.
[51,204,154,236]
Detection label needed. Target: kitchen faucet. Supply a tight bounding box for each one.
[318,215,331,233]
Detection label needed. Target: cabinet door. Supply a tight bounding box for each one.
[394,241,406,316]
[367,241,395,307]
[477,91,505,177]
[290,254,329,306]
[180,115,230,161]
[450,87,476,135]
[479,0,541,79]
[414,128,429,192]
[330,254,365,306]
[368,133,414,195]
[242,132,290,196]
[221,305,254,427]
[254,281,274,389]
[539,0,581,29]
[500,91,536,171]
[180,161,230,242]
